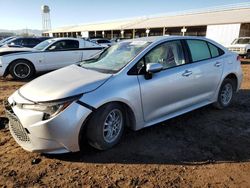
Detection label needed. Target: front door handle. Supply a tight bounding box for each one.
[182,70,192,77]
[214,62,222,67]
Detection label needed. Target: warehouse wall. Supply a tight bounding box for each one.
[239,23,250,37]
[206,24,241,47]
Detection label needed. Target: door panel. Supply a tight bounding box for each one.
[138,64,197,122]
[138,40,195,122]
[189,57,224,100]
[43,40,82,70]
[186,40,224,100]
[43,50,82,70]
[138,39,224,123]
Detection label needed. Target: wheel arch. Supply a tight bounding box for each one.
[4,58,36,76]
[223,73,238,91]
[78,101,137,149]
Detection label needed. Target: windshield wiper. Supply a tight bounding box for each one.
[81,66,116,74]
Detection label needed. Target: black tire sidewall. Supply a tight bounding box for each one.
[9,60,34,80]
[86,103,125,150]
[217,78,236,109]
[246,52,250,59]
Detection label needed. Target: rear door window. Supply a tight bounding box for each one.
[186,40,211,62]
[28,39,41,46]
[10,38,22,45]
[64,40,79,49]
[98,40,110,43]
[20,39,29,46]
[207,42,224,58]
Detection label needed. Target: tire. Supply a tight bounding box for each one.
[246,52,250,59]
[9,60,35,80]
[86,103,125,150]
[213,78,236,109]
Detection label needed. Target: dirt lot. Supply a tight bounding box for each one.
[0,62,250,187]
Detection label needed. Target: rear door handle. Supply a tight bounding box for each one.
[182,70,192,77]
[214,62,222,67]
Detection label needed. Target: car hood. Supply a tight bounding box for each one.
[0,47,37,56]
[19,65,112,102]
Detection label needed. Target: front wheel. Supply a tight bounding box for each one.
[86,103,125,150]
[214,78,236,109]
[9,60,35,80]
[246,52,250,59]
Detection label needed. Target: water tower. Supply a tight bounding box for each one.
[41,5,51,30]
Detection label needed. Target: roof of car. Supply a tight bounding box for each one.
[91,38,110,41]
[52,37,82,41]
[123,35,207,43]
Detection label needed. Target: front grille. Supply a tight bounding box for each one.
[3,101,30,143]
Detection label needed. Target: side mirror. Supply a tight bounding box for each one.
[146,63,163,74]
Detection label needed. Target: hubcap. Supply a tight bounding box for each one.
[220,83,233,106]
[13,63,31,79]
[103,109,123,143]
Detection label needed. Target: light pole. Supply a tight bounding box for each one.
[121,30,124,38]
[181,27,187,36]
[146,29,150,37]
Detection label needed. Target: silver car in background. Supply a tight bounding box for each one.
[4,36,243,153]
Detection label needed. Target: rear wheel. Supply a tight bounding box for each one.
[214,78,236,109]
[246,51,250,59]
[9,60,35,80]
[86,103,125,150]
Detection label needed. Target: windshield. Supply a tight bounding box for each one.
[3,37,18,45]
[80,41,150,73]
[33,39,55,50]
[233,38,250,44]
[0,37,15,44]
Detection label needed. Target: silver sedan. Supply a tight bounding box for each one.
[5,36,243,153]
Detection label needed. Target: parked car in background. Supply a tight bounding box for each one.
[0,37,48,48]
[110,37,129,43]
[0,36,16,45]
[4,36,242,153]
[228,37,250,59]
[90,38,112,47]
[0,37,52,56]
[0,38,104,80]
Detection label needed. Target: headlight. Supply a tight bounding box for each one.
[21,95,82,120]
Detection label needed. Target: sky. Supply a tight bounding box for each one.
[0,0,250,30]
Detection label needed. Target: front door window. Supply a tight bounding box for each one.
[144,40,185,69]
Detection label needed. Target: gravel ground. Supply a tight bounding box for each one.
[0,62,250,187]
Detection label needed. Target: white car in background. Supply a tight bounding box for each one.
[90,38,112,48]
[0,38,104,80]
[228,37,250,59]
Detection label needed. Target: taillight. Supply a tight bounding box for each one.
[237,55,241,61]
